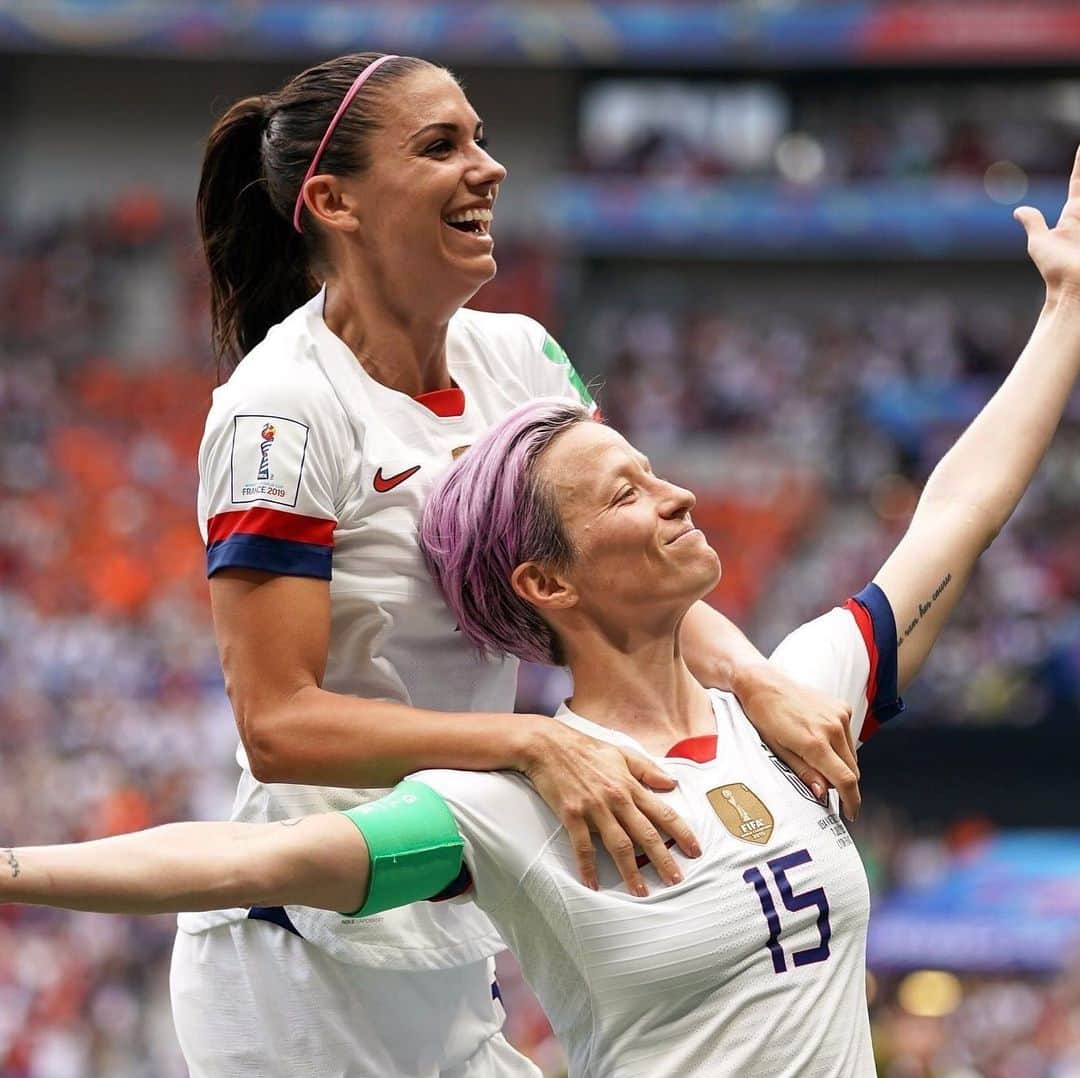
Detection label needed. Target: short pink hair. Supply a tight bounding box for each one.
[419,399,594,665]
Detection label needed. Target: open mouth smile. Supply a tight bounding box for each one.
[443,207,494,240]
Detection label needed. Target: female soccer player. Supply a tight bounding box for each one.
[184,50,856,1076]
[4,158,1078,1074]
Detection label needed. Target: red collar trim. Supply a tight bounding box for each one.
[414,387,465,418]
[665,734,718,763]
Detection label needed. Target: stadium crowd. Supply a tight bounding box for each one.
[580,79,1080,187]
[0,204,1076,1073]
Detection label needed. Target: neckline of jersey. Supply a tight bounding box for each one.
[307,287,469,422]
[555,698,721,763]
[664,734,719,763]
[414,386,466,417]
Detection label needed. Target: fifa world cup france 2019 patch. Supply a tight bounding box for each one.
[708,784,775,845]
[230,414,310,507]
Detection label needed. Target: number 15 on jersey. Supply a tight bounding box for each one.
[743,848,831,974]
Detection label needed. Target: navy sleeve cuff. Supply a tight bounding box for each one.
[429,864,474,903]
[206,534,333,580]
[849,582,906,737]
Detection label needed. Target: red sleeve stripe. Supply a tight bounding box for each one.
[844,595,880,739]
[207,509,336,548]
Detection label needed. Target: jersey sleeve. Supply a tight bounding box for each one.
[198,378,341,581]
[768,582,905,748]
[519,317,599,415]
[409,767,561,913]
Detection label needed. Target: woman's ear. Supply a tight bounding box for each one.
[302,174,363,234]
[511,561,577,612]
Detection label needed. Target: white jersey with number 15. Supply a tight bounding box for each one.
[413,584,904,1077]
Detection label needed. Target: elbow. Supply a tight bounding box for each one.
[244,731,286,784]
[216,828,294,910]
[962,502,1006,555]
[914,493,1003,555]
[226,672,316,783]
[979,519,1004,554]
[243,721,299,784]
[233,701,294,784]
[240,837,293,909]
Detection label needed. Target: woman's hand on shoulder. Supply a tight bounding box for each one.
[515,717,700,895]
[732,662,860,821]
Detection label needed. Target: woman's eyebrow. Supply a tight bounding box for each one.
[600,451,650,481]
[408,120,484,142]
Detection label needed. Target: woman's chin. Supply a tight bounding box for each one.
[697,553,723,597]
[442,256,498,307]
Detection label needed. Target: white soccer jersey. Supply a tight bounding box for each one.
[413,585,904,1077]
[179,287,596,969]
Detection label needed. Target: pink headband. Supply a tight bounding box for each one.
[292,54,400,233]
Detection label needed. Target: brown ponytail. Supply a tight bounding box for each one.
[198,95,311,377]
[196,53,433,378]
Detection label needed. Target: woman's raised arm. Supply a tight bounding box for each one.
[873,149,1080,691]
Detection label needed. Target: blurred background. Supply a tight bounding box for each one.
[1,1,1079,1075]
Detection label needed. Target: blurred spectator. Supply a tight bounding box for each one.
[579,79,1080,188]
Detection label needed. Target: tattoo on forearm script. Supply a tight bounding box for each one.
[4,848,19,878]
[897,572,953,649]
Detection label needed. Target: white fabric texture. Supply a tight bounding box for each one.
[170,921,539,1077]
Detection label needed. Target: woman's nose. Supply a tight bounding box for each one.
[471,146,507,189]
[662,481,696,516]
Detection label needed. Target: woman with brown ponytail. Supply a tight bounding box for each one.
[175,51,862,1075]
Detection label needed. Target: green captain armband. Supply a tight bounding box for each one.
[339,780,465,918]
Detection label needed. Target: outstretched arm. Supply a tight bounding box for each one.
[0,814,369,917]
[874,152,1080,691]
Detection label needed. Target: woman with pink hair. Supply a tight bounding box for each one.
[3,154,1079,1076]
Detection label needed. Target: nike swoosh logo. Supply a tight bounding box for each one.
[373,465,421,493]
[634,837,678,870]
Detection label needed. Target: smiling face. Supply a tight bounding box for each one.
[534,422,722,633]
[328,66,507,314]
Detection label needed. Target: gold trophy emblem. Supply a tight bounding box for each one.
[707,784,774,845]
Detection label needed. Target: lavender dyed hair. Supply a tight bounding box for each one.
[419,398,594,666]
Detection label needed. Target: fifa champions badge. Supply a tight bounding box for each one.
[707,784,774,845]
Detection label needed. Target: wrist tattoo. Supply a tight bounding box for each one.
[4,848,19,879]
[898,572,953,649]
[278,818,304,828]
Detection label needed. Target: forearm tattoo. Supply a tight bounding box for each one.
[4,848,19,878]
[897,572,953,649]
